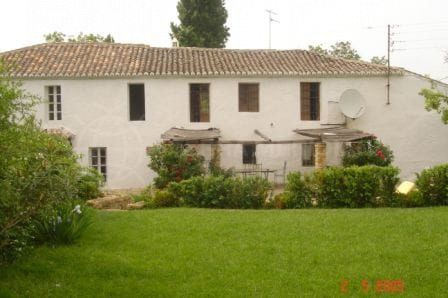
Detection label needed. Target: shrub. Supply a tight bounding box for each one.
[168,175,271,209]
[77,167,104,200]
[314,166,399,208]
[234,176,272,209]
[34,202,93,245]
[415,163,448,206]
[131,185,153,203]
[147,143,205,188]
[1,63,89,263]
[396,191,425,208]
[342,138,394,167]
[267,193,287,209]
[284,166,400,208]
[152,189,179,208]
[283,172,312,208]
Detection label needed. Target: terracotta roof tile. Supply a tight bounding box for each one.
[0,42,403,78]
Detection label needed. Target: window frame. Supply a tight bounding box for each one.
[189,83,210,123]
[300,82,320,121]
[89,147,107,181]
[128,83,146,121]
[238,83,260,112]
[302,143,315,167]
[242,143,257,164]
[46,85,62,121]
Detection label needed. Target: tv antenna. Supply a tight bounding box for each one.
[266,9,279,49]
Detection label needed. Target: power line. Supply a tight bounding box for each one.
[396,20,448,27]
[395,28,448,34]
[393,46,448,51]
[394,38,448,42]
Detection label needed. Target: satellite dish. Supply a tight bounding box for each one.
[339,89,366,119]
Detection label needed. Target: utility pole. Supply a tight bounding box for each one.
[266,9,279,49]
[387,24,391,105]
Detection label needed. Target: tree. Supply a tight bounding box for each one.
[170,0,230,48]
[329,41,361,60]
[419,87,448,124]
[44,31,66,43]
[43,31,115,43]
[370,56,388,65]
[307,44,329,56]
[308,41,386,62]
[67,32,115,43]
[308,41,361,60]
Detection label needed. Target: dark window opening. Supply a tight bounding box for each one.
[190,84,210,122]
[129,84,146,121]
[302,144,315,166]
[243,144,256,164]
[300,82,320,121]
[239,83,259,112]
[47,85,62,120]
[90,147,107,181]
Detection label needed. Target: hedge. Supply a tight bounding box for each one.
[168,175,271,209]
[284,166,400,208]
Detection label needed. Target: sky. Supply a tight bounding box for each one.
[1,0,448,81]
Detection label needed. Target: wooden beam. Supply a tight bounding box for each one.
[254,129,272,142]
[177,139,319,145]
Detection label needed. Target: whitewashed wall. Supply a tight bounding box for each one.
[21,74,448,188]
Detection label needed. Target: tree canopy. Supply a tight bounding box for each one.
[370,56,388,65]
[418,53,448,124]
[44,31,115,43]
[308,41,361,60]
[170,0,230,48]
[419,87,448,124]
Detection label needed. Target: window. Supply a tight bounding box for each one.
[129,84,145,121]
[190,84,210,122]
[239,83,259,112]
[90,147,107,181]
[300,82,320,120]
[47,86,62,120]
[302,144,315,166]
[243,144,256,164]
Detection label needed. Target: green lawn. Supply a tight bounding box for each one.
[1,208,448,297]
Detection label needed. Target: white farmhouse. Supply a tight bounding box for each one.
[1,43,447,189]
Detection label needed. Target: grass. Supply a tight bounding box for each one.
[1,207,448,297]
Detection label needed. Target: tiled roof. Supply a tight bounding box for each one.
[0,43,403,78]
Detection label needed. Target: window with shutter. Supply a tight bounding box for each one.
[239,83,259,112]
[190,84,210,122]
[300,82,320,120]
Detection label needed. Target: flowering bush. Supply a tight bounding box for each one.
[34,203,93,245]
[147,143,205,188]
[342,138,394,167]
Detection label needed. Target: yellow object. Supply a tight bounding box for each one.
[396,181,416,195]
